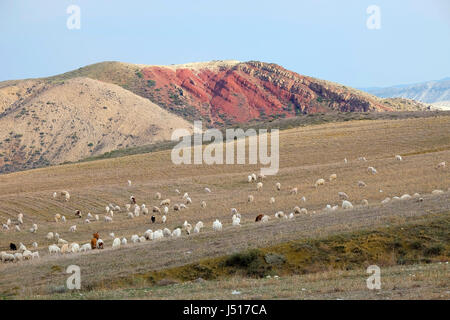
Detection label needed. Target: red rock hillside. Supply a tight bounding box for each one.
[138,60,392,126]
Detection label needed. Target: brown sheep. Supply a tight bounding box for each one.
[255,214,263,222]
[90,238,97,249]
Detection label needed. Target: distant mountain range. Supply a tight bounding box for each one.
[361,78,450,109]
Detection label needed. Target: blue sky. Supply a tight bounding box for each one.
[0,0,449,87]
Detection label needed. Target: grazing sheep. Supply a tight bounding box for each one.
[142,207,149,215]
[151,216,156,223]
[48,244,61,255]
[2,224,9,230]
[300,208,308,215]
[251,173,257,181]
[162,215,167,224]
[163,228,172,237]
[413,193,420,198]
[212,219,223,231]
[338,192,349,200]
[269,197,275,204]
[247,195,254,203]
[288,213,295,219]
[70,243,80,253]
[400,194,412,200]
[152,206,161,214]
[97,239,104,249]
[15,225,21,232]
[358,181,367,187]
[160,199,171,206]
[395,155,403,161]
[31,252,39,259]
[1,252,15,262]
[186,197,192,205]
[127,212,134,219]
[261,215,269,223]
[53,192,57,199]
[361,199,369,206]
[201,201,207,208]
[247,175,252,183]
[436,161,446,169]
[46,232,54,241]
[131,234,140,243]
[172,228,182,237]
[125,204,131,211]
[195,221,204,232]
[134,206,140,217]
[358,157,367,161]
[79,243,90,252]
[112,238,121,249]
[58,238,68,245]
[90,238,97,249]
[10,243,17,251]
[175,189,180,194]
[381,197,391,205]
[155,192,162,200]
[163,206,169,214]
[329,174,337,182]
[184,223,192,235]
[367,166,377,174]
[342,200,353,210]
[54,213,61,222]
[256,182,263,191]
[231,208,238,215]
[32,242,38,248]
[6,219,11,226]
[144,229,153,240]
[432,189,444,195]
[61,244,70,254]
[258,173,265,181]
[105,206,110,214]
[22,250,33,260]
[275,182,281,191]
[344,158,348,164]
[152,230,163,240]
[105,216,113,223]
[130,196,136,204]
[293,206,301,214]
[301,196,306,202]
[87,213,93,219]
[290,187,298,195]
[55,233,60,241]
[205,187,211,193]
[183,192,189,200]
[94,215,99,221]
[121,238,127,245]
[75,210,82,218]
[275,211,286,219]
[84,219,91,224]
[232,216,241,226]
[64,192,70,202]
[314,178,325,188]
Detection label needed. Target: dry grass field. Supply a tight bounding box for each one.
[0,114,449,299]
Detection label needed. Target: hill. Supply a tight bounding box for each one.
[0,77,192,173]
[47,60,427,125]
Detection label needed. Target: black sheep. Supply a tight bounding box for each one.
[151,215,156,223]
[9,243,17,251]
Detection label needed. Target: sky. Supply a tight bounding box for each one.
[0,0,449,88]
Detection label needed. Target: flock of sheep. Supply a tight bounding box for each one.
[0,156,447,264]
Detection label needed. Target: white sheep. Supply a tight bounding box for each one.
[186,197,192,204]
[361,199,369,206]
[201,201,207,208]
[58,238,68,245]
[367,166,377,174]
[432,189,444,195]
[2,224,9,230]
[105,216,113,222]
[342,200,353,210]
[32,242,38,248]
[275,182,281,191]
[48,244,61,255]
[205,187,211,193]
[15,225,21,232]
[131,234,139,243]
[121,238,128,245]
[80,243,91,252]
[162,215,167,223]
[128,180,132,186]
[251,173,257,181]
[69,225,77,232]
[70,243,80,253]
[112,238,121,248]
[358,181,367,187]
[381,197,391,204]
[436,161,445,169]
[290,187,298,195]
[329,174,337,182]
[338,192,349,200]
[172,228,182,237]
[94,215,99,221]
[314,178,325,188]
[163,228,172,237]
[232,216,241,226]
[256,182,263,191]
[212,219,222,231]
[126,204,131,211]
[288,213,295,219]
[160,199,171,206]
[144,229,153,240]
[248,195,254,203]
[7,218,11,226]
[395,155,403,161]
[261,215,269,223]
[97,239,104,249]
[153,230,164,240]
[400,194,412,200]
[155,192,162,200]
[231,208,238,215]
[61,216,66,223]
[275,211,286,219]
[301,196,306,202]
[247,175,253,183]
[163,206,169,214]
[31,251,39,259]
[84,219,91,224]
[14,252,23,261]
[18,243,27,252]
[269,197,275,204]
